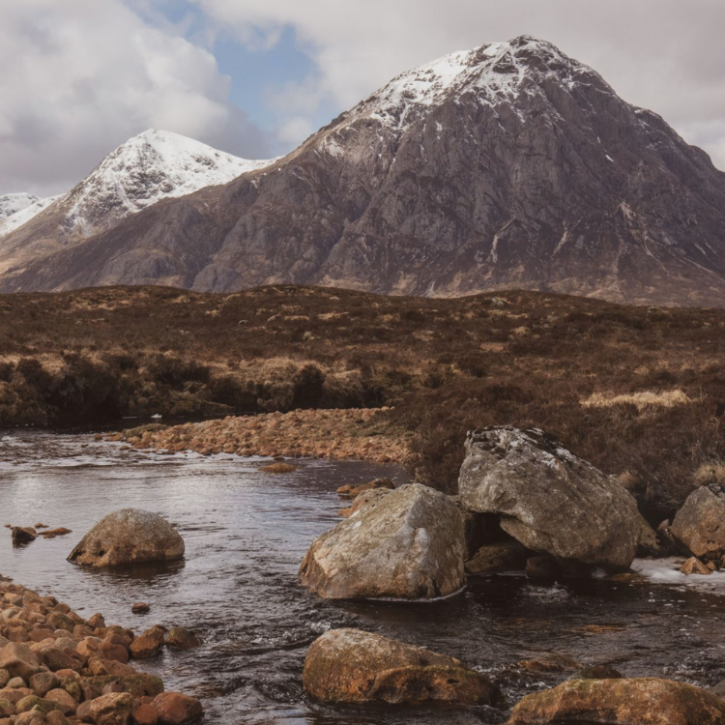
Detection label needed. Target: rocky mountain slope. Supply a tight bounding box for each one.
[0,129,273,276]
[2,36,725,306]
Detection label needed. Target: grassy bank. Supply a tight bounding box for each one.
[2,285,724,521]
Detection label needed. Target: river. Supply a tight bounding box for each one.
[2,430,725,724]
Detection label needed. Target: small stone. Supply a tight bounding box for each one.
[11,528,37,546]
[519,652,581,673]
[132,603,150,615]
[680,557,711,575]
[43,689,77,715]
[7,677,26,689]
[336,478,394,497]
[0,643,41,681]
[574,665,623,680]
[130,628,165,660]
[153,692,203,724]
[87,692,133,725]
[132,703,159,725]
[258,463,297,474]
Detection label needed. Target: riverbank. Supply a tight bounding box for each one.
[0,576,202,725]
[107,408,410,464]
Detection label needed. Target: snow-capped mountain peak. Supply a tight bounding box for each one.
[61,129,274,234]
[346,35,603,131]
[0,129,274,243]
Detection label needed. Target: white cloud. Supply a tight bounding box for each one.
[0,0,268,196]
[193,0,725,170]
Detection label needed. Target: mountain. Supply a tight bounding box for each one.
[2,36,725,306]
[0,129,273,276]
[0,193,60,236]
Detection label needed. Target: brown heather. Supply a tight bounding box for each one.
[1,284,724,523]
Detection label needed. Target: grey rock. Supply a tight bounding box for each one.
[671,485,725,559]
[67,508,184,568]
[300,483,465,600]
[459,427,641,568]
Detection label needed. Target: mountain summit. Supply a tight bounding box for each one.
[2,36,725,306]
[0,130,273,277]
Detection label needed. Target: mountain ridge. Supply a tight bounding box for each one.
[0,129,273,275]
[2,36,725,306]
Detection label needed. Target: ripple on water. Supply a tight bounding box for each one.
[2,430,725,725]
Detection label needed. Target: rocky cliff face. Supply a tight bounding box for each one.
[2,36,725,306]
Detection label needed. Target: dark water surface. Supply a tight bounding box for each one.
[2,431,725,725]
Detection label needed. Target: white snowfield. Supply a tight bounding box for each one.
[0,129,274,239]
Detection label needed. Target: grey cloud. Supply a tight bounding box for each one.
[0,0,271,197]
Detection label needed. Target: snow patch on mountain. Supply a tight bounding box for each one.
[0,130,274,241]
[0,193,40,219]
[344,35,606,134]
[0,194,61,236]
[60,129,274,236]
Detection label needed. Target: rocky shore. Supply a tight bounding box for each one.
[0,577,202,725]
[108,408,409,464]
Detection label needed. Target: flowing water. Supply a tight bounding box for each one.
[2,430,725,725]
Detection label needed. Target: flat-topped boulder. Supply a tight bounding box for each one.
[459,427,641,569]
[300,483,465,600]
[303,629,502,706]
[507,677,725,724]
[671,485,725,560]
[68,509,185,568]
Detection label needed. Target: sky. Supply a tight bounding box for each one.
[2,0,725,196]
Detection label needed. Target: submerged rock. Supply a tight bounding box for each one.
[303,629,502,706]
[153,692,203,724]
[67,509,185,568]
[459,427,641,568]
[338,487,390,518]
[507,677,725,724]
[671,485,725,559]
[299,483,465,600]
[336,477,394,497]
[11,528,36,546]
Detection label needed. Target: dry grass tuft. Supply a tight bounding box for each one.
[581,390,693,411]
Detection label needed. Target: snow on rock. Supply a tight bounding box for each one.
[341,35,609,135]
[0,193,40,219]
[0,194,61,236]
[59,129,274,236]
[0,129,274,240]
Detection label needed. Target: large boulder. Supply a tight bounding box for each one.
[507,678,725,724]
[303,629,501,706]
[299,483,465,600]
[459,428,641,568]
[671,485,725,560]
[67,509,185,568]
